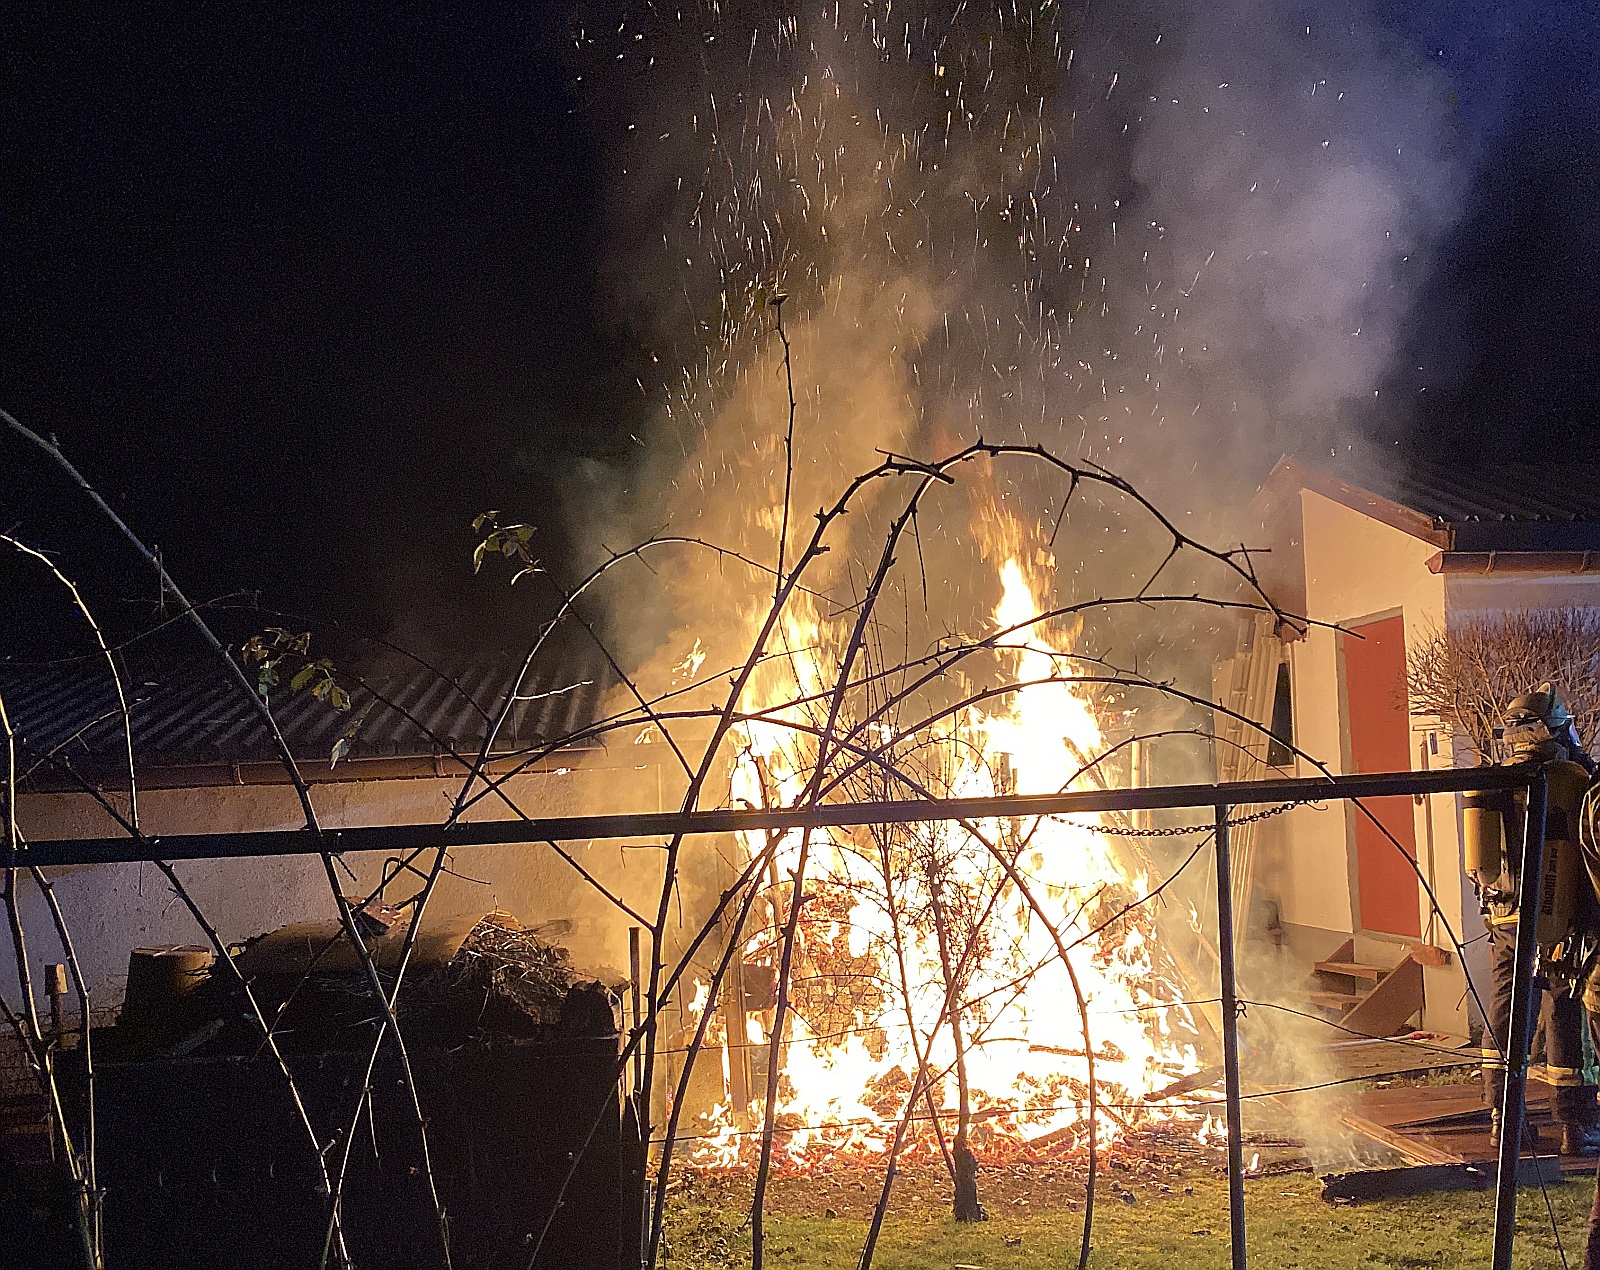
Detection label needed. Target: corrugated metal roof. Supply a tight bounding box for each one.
[1365,460,1600,527]
[2,642,619,776]
[1286,456,1600,552]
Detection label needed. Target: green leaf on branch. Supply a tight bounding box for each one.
[240,628,354,715]
[472,512,538,578]
[331,713,364,767]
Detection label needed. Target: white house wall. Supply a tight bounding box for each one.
[7,752,695,1011]
[1269,489,1467,1029]
[1445,572,1600,619]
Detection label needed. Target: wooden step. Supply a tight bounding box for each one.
[1305,990,1360,1013]
[1315,960,1389,982]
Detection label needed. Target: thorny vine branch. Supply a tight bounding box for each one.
[5,390,1503,1270]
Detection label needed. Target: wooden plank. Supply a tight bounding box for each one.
[1329,1036,1476,1082]
[1389,1107,1490,1131]
[1146,1064,1223,1100]
[1315,960,1388,981]
[1340,1081,1600,1176]
[1321,1156,1562,1202]
[1341,952,1424,1037]
[1353,1082,1544,1127]
[1341,1114,1465,1165]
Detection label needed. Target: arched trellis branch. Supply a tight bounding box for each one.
[2,533,139,835]
[581,440,1414,1270]
[748,465,954,1266]
[454,428,1337,1266]
[339,603,1325,920]
[11,705,355,1268]
[0,533,119,1261]
[610,438,1276,1265]
[9,403,1488,1270]
[441,589,1347,828]
[0,692,99,1269]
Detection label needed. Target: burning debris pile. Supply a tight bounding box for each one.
[503,365,1318,1263]
[681,537,1217,1177]
[554,5,1455,1249]
[401,912,620,1042]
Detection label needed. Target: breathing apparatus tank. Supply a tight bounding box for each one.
[1463,788,1507,888]
[1534,760,1590,950]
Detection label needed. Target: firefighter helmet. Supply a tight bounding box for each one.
[1503,683,1585,764]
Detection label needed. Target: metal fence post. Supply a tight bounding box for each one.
[1215,804,1247,1270]
[1492,766,1548,1270]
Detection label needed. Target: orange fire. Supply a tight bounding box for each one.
[684,542,1204,1169]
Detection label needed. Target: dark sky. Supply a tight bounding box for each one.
[3,1,1598,660]
[3,2,640,657]
[1373,0,1600,449]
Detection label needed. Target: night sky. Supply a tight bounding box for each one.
[4,2,639,657]
[3,1,1598,660]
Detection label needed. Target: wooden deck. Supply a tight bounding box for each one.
[1344,1079,1600,1176]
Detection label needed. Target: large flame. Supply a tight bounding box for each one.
[687,545,1202,1169]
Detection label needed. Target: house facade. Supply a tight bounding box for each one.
[1249,457,1600,1033]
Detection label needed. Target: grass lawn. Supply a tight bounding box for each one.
[664,1170,1596,1268]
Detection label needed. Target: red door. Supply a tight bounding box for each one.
[1342,615,1421,937]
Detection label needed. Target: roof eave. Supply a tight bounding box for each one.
[1271,456,1450,549]
[15,741,614,796]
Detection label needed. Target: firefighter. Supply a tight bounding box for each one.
[1467,684,1600,1156]
[1577,746,1600,1270]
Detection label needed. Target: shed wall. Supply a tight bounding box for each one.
[8,750,687,1007]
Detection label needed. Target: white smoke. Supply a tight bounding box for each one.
[566,0,1465,589]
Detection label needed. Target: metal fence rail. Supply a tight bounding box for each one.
[13,763,1537,867]
[15,761,1551,1270]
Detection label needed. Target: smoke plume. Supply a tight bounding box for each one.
[562,0,1463,680]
